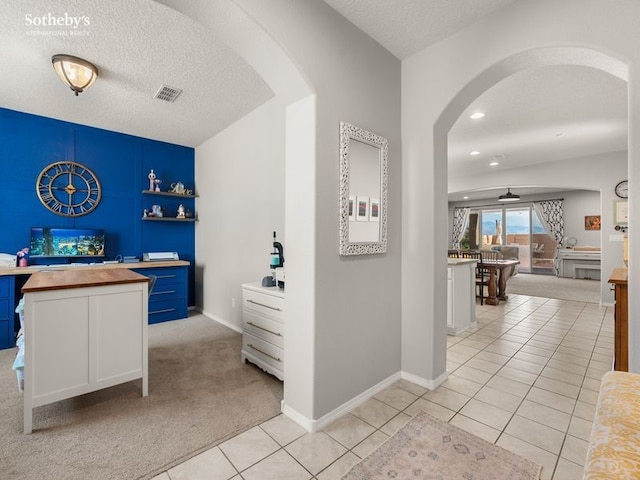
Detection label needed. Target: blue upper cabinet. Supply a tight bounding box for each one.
[0,107,196,306]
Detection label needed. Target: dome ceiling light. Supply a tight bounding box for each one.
[52,54,99,96]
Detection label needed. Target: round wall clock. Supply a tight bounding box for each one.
[615,180,629,199]
[36,161,102,216]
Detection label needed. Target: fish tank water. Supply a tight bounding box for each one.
[29,227,105,258]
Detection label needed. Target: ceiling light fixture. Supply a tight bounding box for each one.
[52,54,99,96]
[470,112,485,120]
[489,161,499,167]
[470,150,480,156]
[498,188,520,202]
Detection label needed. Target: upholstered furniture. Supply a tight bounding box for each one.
[583,371,640,478]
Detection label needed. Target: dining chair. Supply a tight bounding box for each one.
[480,249,503,262]
[460,250,489,305]
[448,249,460,258]
[147,275,157,297]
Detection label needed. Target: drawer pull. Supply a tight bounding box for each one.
[151,290,177,296]
[247,344,282,363]
[246,299,282,312]
[156,275,176,279]
[149,308,176,315]
[247,321,282,337]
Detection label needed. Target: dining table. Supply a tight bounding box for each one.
[478,259,520,305]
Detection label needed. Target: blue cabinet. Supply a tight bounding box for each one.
[133,266,188,324]
[0,277,15,349]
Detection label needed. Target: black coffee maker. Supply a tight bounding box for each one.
[270,231,284,270]
[262,231,284,287]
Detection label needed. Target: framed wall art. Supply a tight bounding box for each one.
[614,200,628,225]
[369,198,380,222]
[348,194,356,221]
[584,215,601,230]
[356,196,369,221]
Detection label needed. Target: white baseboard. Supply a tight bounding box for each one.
[200,309,242,334]
[400,369,448,390]
[281,402,315,432]
[282,369,449,432]
[283,372,402,433]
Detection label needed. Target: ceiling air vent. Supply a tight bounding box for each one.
[154,85,182,103]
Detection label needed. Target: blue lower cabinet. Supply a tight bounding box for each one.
[133,266,188,324]
[0,277,15,349]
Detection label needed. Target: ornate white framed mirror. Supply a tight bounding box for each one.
[339,121,388,256]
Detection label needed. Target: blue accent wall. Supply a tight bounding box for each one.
[0,107,196,306]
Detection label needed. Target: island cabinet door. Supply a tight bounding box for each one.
[25,283,147,408]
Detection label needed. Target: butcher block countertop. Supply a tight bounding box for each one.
[0,259,189,276]
[22,268,149,293]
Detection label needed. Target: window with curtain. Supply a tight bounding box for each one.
[533,200,564,246]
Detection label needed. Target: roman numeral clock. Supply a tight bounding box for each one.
[36,161,101,216]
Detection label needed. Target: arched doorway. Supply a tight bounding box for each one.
[402,42,631,386]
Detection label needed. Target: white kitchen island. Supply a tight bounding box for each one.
[22,268,149,434]
[447,258,477,335]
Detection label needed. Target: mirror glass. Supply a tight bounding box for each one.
[339,122,388,255]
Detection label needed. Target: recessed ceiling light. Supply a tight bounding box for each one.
[470,112,485,120]
[470,150,480,156]
[489,161,499,167]
[463,196,469,200]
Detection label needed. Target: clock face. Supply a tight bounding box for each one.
[36,161,102,216]
[615,180,629,199]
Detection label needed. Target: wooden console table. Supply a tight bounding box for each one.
[609,268,628,371]
[22,269,149,433]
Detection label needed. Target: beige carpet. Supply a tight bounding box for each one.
[506,273,601,303]
[0,314,283,480]
[342,412,541,480]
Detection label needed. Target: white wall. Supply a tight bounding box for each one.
[164,0,402,428]
[236,0,403,425]
[403,0,640,375]
[563,190,602,247]
[195,97,285,331]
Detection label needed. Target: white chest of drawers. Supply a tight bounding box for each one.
[240,283,285,381]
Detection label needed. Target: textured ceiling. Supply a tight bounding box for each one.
[322,0,520,59]
[0,0,628,184]
[0,0,273,147]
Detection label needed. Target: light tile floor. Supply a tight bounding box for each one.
[152,293,613,480]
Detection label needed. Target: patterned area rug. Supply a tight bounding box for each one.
[342,412,541,480]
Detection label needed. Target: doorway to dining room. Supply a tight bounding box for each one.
[461,204,557,275]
